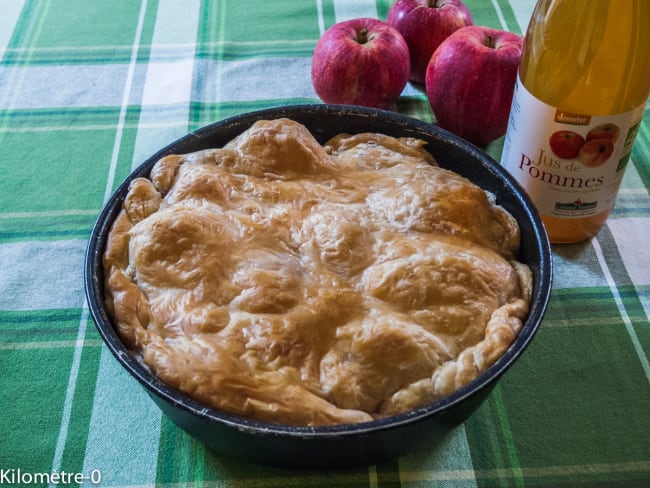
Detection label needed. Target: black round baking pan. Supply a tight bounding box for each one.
[85,104,552,468]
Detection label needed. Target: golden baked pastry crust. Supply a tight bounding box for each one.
[103,118,532,426]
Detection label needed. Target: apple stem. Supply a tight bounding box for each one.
[428,0,444,7]
[356,28,370,44]
[485,35,497,49]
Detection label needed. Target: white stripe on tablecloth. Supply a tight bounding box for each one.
[131,0,201,169]
[607,218,650,287]
[0,240,86,310]
[333,0,378,22]
[507,0,537,34]
[103,0,149,202]
[316,0,325,35]
[0,0,25,62]
[0,64,132,110]
[211,56,317,103]
[81,346,163,487]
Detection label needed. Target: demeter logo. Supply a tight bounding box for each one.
[554,110,591,125]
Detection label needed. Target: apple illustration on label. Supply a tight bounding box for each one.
[311,18,410,110]
[425,26,523,146]
[549,130,585,159]
[386,0,473,85]
[586,123,620,143]
[578,138,614,167]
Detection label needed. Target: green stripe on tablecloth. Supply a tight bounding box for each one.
[201,0,226,123]
[542,287,647,326]
[196,0,222,60]
[633,115,650,188]
[196,42,316,61]
[0,308,82,324]
[491,385,524,488]
[0,212,96,244]
[375,0,391,21]
[156,416,206,485]
[3,38,318,66]
[2,46,144,66]
[0,107,193,137]
[0,309,95,342]
[0,107,122,129]
[1,39,317,65]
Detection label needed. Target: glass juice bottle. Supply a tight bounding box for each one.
[500,0,650,243]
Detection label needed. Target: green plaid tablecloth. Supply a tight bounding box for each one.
[1,0,649,486]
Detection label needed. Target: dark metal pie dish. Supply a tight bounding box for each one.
[85,104,552,468]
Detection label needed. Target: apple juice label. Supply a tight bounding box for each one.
[500,75,645,219]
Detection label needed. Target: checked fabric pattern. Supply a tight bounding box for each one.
[0,0,649,486]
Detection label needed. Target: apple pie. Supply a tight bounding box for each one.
[103,118,532,426]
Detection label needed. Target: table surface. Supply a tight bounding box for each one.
[1,1,649,486]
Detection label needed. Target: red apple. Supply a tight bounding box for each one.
[578,138,614,167]
[586,123,620,143]
[387,0,473,85]
[549,130,585,159]
[311,18,410,110]
[425,26,523,146]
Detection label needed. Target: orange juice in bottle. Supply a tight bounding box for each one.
[500,0,650,243]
